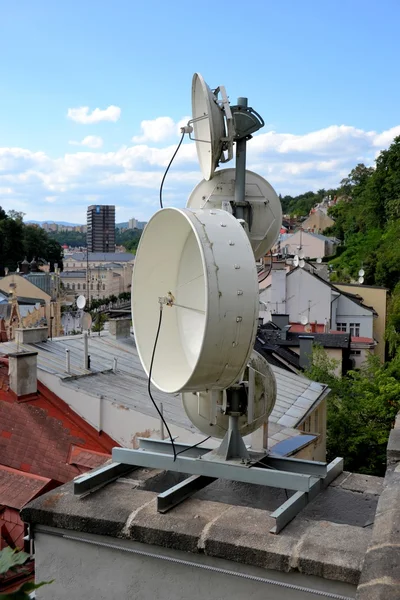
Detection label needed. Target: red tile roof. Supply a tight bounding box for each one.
[0,466,52,510]
[1,507,25,550]
[68,445,111,470]
[351,336,374,344]
[0,360,116,484]
[0,358,117,550]
[289,323,326,333]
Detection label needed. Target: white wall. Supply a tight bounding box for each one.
[335,296,374,338]
[33,529,357,600]
[281,231,326,259]
[38,370,211,449]
[286,269,331,324]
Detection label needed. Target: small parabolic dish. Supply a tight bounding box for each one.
[359,269,365,277]
[186,169,282,260]
[300,314,308,325]
[76,295,86,310]
[81,312,92,330]
[316,257,322,264]
[181,350,276,439]
[358,276,365,284]
[299,259,305,268]
[191,73,226,181]
[293,255,299,267]
[132,207,259,394]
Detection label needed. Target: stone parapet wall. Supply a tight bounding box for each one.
[356,412,400,599]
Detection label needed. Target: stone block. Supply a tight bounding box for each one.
[128,498,231,554]
[290,520,371,585]
[387,427,400,466]
[203,505,292,572]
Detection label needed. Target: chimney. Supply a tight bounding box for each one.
[15,327,48,344]
[298,336,314,370]
[270,269,287,314]
[271,314,290,330]
[109,317,131,339]
[8,351,38,398]
[20,257,30,274]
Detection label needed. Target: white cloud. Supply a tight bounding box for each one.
[372,125,400,149]
[132,116,191,143]
[69,135,104,149]
[67,105,121,124]
[0,120,399,222]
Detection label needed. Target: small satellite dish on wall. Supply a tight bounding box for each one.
[293,255,299,267]
[77,295,86,310]
[186,169,282,260]
[299,259,305,269]
[316,257,322,264]
[358,276,364,284]
[358,268,365,277]
[191,73,233,181]
[132,207,259,394]
[81,312,92,331]
[300,314,309,325]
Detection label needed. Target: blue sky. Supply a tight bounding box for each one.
[1,0,399,223]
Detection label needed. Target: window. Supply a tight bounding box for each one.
[349,322,360,337]
[67,283,70,289]
[336,323,347,332]
[72,283,75,291]
[83,283,86,290]
[91,284,93,290]
[77,283,80,290]
[351,350,361,356]
[103,284,105,290]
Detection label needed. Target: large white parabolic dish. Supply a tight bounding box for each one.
[181,350,277,439]
[192,73,226,181]
[186,169,283,260]
[132,207,259,394]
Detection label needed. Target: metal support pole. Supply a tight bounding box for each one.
[83,332,89,370]
[113,357,117,373]
[65,349,70,374]
[159,403,165,440]
[234,97,248,223]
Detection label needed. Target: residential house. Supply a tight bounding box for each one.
[256,318,350,377]
[61,264,124,302]
[278,229,338,259]
[335,282,388,362]
[260,267,378,367]
[0,274,62,338]
[62,252,134,301]
[301,208,335,233]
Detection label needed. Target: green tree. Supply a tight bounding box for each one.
[0,547,53,599]
[386,282,400,358]
[305,345,400,476]
[92,312,107,334]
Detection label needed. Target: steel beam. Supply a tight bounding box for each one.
[138,437,211,458]
[269,458,344,534]
[264,455,327,477]
[157,475,216,513]
[73,462,137,495]
[112,448,315,492]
